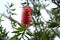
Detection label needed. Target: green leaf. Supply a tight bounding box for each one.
[25,35,30,40]
[9,12,17,15]
[9,3,14,7]
[0,16,4,23]
[11,13,17,15]
[0,27,2,33]
[48,22,59,28]
[22,2,27,4]
[11,9,16,11]
[40,21,44,26]
[12,31,20,33]
[37,10,41,16]
[10,35,18,40]
[10,33,21,40]
[5,5,9,8]
[32,17,36,23]
[26,32,33,36]
[52,8,59,15]
[15,27,25,32]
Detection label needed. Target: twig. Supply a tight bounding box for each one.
[0,13,22,26]
[52,0,60,8]
[51,28,60,38]
[19,25,28,40]
[42,5,60,38]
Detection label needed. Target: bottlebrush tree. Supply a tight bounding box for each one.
[0,0,60,40]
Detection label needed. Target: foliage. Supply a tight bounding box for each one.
[0,16,9,40]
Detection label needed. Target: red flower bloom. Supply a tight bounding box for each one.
[21,6,32,26]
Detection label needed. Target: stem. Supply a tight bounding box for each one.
[42,5,60,38]
[0,13,22,27]
[52,0,60,8]
[19,25,28,40]
[27,0,29,6]
[51,28,60,38]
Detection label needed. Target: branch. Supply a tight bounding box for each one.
[42,6,60,38]
[0,13,21,26]
[0,13,29,40]
[51,28,60,38]
[52,1,60,8]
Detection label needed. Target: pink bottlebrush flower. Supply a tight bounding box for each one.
[21,6,32,26]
